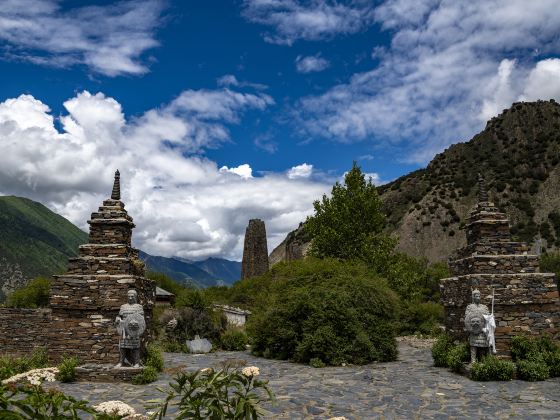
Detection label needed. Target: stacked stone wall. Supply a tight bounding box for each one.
[449,255,539,275]
[441,273,560,355]
[0,308,51,357]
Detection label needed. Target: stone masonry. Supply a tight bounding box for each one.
[440,175,560,356]
[0,171,155,364]
[241,219,269,279]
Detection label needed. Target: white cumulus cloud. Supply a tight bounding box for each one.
[0,90,330,260]
[295,55,330,73]
[295,0,560,164]
[0,0,164,76]
[241,0,376,45]
[287,163,313,179]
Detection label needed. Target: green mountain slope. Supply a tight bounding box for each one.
[140,252,240,288]
[192,257,241,283]
[272,100,560,263]
[0,196,88,299]
[0,196,240,299]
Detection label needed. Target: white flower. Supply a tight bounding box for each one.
[200,367,213,374]
[93,401,136,417]
[328,417,348,420]
[241,366,260,377]
[2,367,59,385]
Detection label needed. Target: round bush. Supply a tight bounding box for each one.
[132,366,158,385]
[470,357,515,381]
[446,343,469,373]
[57,356,79,383]
[517,359,550,381]
[220,328,248,351]
[431,334,453,367]
[247,258,400,366]
[144,344,164,372]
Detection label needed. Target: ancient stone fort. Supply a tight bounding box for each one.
[0,171,155,363]
[241,218,269,279]
[440,176,560,355]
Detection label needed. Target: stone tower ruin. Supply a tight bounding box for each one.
[440,174,560,355]
[241,219,269,279]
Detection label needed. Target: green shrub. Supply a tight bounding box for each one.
[400,301,444,336]
[470,356,515,381]
[0,347,49,381]
[6,277,51,308]
[145,344,164,373]
[511,334,560,378]
[248,258,399,366]
[0,383,94,418]
[57,356,79,383]
[544,350,560,377]
[446,343,469,373]
[150,366,274,419]
[510,335,539,361]
[517,358,550,381]
[220,328,248,351]
[161,341,189,353]
[132,365,159,385]
[309,358,326,368]
[431,334,453,367]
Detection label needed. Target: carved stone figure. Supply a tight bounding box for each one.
[115,289,146,367]
[464,289,491,364]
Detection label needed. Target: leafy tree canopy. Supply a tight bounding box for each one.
[305,162,396,269]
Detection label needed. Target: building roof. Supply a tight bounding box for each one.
[155,286,175,297]
[213,304,251,315]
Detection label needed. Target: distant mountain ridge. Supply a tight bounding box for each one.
[272,100,560,263]
[0,196,241,300]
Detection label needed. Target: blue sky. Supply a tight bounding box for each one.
[0,0,559,259]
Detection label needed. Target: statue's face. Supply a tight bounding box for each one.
[473,291,481,304]
[127,291,137,304]
[470,317,483,334]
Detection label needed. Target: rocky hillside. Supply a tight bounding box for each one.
[0,196,87,300]
[272,100,560,263]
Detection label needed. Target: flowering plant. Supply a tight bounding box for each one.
[148,365,274,419]
[2,367,59,386]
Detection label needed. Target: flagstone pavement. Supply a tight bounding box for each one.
[54,337,560,419]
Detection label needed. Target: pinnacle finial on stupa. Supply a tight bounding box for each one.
[111,170,121,200]
[477,172,488,203]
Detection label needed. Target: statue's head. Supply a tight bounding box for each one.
[127,289,138,305]
[470,315,484,334]
[472,289,481,304]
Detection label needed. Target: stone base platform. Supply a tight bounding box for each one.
[75,364,143,382]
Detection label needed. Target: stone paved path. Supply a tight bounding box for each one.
[53,339,560,419]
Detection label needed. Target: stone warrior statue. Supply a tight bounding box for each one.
[464,289,492,364]
[115,289,146,367]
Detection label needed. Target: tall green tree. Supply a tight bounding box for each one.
[305,162,396,268]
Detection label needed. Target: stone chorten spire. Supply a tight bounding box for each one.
[111,170,121,200]
[440,170,560,356]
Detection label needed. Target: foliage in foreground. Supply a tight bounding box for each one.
[0,347,49,381]
[6,277,51,308]
[150,366,274,420]
[57,356,80,383]
[511,335,560,381]
[132,344,164,385]
[247,258,400,366]
[432,334,560,381]
[470,357,515,381]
